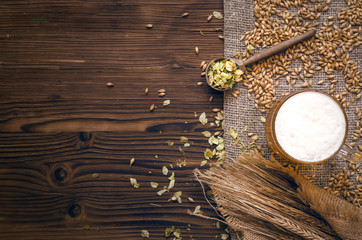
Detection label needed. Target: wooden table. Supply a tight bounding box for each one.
[0,1,226,239]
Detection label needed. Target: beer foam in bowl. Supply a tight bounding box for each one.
[275,91,346,162]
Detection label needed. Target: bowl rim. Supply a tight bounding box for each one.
[268,89,349,164]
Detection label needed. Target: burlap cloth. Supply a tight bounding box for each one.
[223,0,361,239]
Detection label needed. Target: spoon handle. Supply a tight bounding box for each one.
[243,29,316,66]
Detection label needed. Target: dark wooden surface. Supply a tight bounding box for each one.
[0,1,226,239]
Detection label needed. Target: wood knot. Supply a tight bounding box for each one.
[78,132,94,149]
[54,167,68,182]
[170,60,183,69]
[79,132,92,142]
[49,164,71,186]
[67,203,82,218]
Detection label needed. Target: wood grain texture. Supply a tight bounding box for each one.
[0,99,222,132]
[0,0,224,101]
[0,0,227,239]
[0,132,225,239]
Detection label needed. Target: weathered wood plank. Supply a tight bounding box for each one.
[0,0,224,100]
[0,99,222,132]
[0,132,225,239]
[0,0,226,239]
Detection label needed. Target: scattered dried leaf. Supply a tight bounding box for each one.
[201,131,211,137]
[204,148,213,159]
[213,11,223,19]
[247,44,254,53]
[216,221,220,229]
[199,112,208,125]
[168,172,175,181]
[82,225,90,230]
[173,228,182,238]
[130,178,140,188]
[157,189,167,196]
[141,230,150,238]
[200,160,208,166]
[193,205,203,214]
[170,191,182,203]
[179,146,185,155]
[165,227,173,237]
[221,233,229,240]
[168,179,175,190]
[229,128,238,139]
[162,166,169,175]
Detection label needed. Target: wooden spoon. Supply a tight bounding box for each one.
[206,29,317,91]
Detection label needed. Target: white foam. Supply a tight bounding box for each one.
[275,92,346,162]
